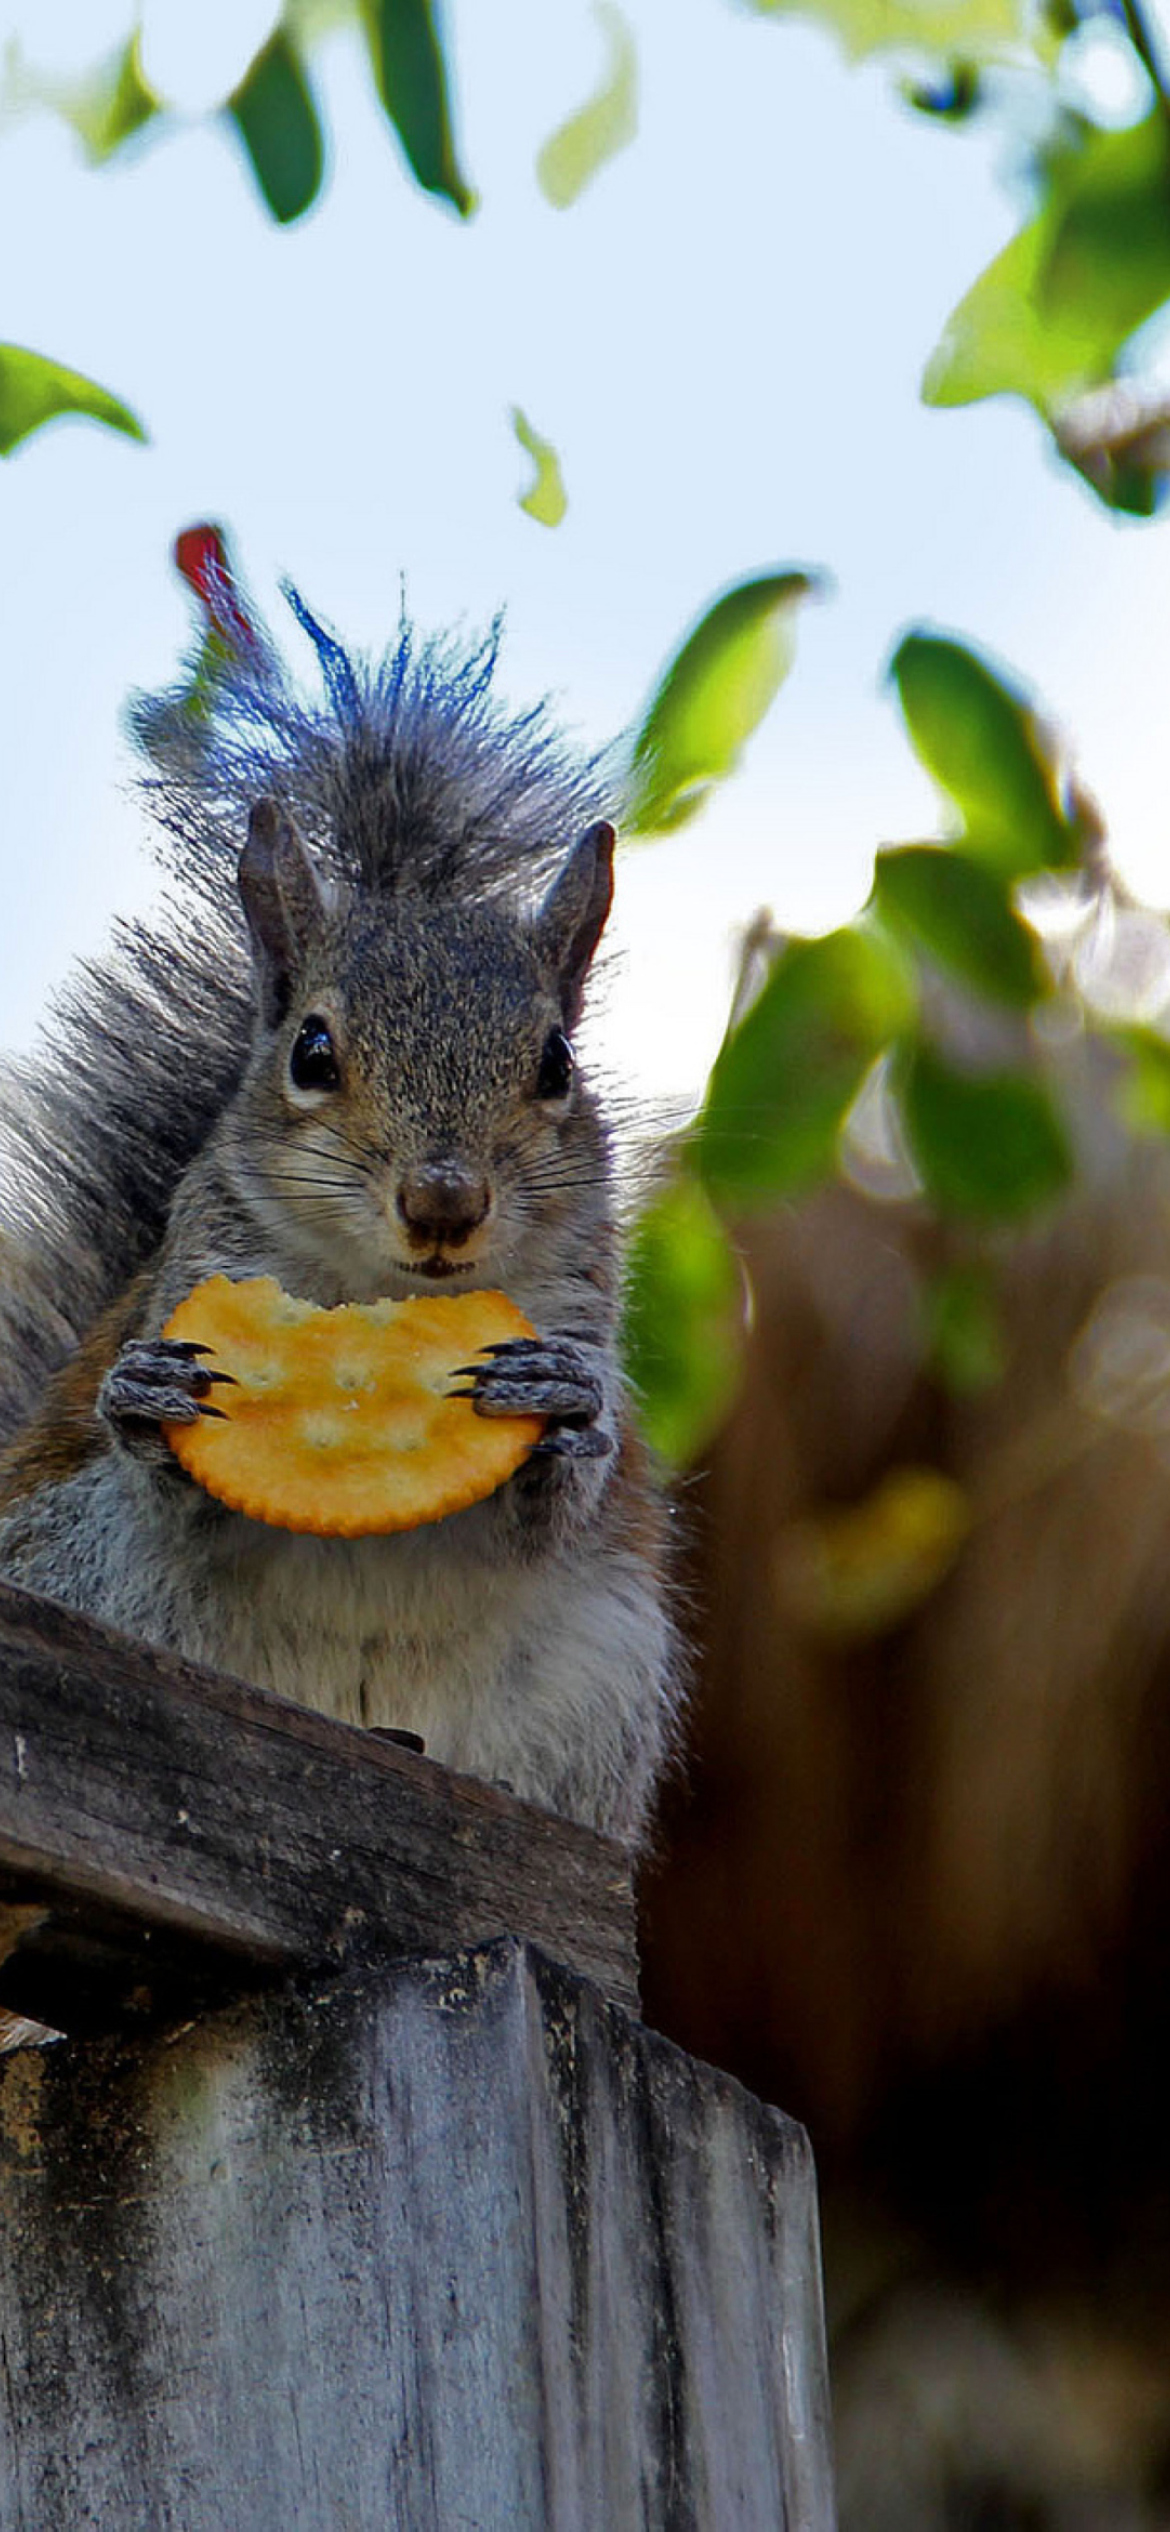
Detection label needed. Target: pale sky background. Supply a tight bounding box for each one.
[3,0,1170,1106]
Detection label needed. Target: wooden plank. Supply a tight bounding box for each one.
[0,1580,638,2024]
[0,1940,837,2530]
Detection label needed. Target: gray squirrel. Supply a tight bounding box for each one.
[0,588,680,1846]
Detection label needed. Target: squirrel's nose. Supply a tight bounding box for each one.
[396,1162,492,1249]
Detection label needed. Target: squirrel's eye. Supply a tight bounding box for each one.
[535,1026,574,1101]
[289,1015,340,1094]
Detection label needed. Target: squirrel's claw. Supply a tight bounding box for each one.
[531,1427,613,1461]
[453,1334,605,1431]
[99,1337,233,1472]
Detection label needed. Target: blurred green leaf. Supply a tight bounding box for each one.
[774,1465,972,1640]
[0,345,146,458]
[0,30,160,165]
[924,113,1170,422]
[898,1043,1072,1219]
[873,844,1043,1005]
[537,1,637,207]
[891,633,1077,878]
[1110,1025,1170,1137]
[621,1177,743,1467]
[921,1260,1007,1392]
[227,28,324,225]
[1041,113,1170,350]
[360,0,476,216]
[511,408,568,526]
[697,924,916,1204]
[627,571,820,836]
[736,0,1044,66]
[924,217,1090,413]
[285,0,360,36]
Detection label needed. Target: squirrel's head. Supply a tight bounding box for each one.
[230,799,615,1302]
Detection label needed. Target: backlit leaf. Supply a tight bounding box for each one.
[361,0,476,217]
[873,844,1043,1005]
[537,2,637,208]
[924,112,1170,422]
[737,0,1048,67]
[697,924,916,1204]
[890,633,1077,878]
[621,1177,743,1467]
[511,408,567,526]
[0,345,146,458]
[627,571,821,836]
[0,30,159,165]
[228,28,324,225]
[924,218,1090,414]
[1042,112,1170,351]
[898,1042,1072,1220]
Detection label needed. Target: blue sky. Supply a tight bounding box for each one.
[3,0,1170,1101]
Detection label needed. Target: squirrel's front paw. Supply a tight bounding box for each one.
[99,1339,235,1470]
[452,1337,613,1457]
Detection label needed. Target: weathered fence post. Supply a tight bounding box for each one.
[0,1580,835,2530]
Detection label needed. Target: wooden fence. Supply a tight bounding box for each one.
[0,1579,835,2528]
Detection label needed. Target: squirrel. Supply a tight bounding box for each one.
[0,585,680,1847]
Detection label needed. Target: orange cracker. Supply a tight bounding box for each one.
[161,1275,543,1537]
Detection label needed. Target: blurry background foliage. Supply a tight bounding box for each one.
[7,0,1170,1521]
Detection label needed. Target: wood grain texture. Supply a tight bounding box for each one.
[0,1580,637,2024]
[0,1940,836,2531]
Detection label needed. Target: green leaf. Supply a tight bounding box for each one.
[872,845,1043,1006]
[511,408,567,526]
[1041,112,1170,354]
[627,571,821,836]
[1109,1025,1170,1137]
[697,924,916,1205]
[890,633,1077,878]
[537,1,638,208]
[898,1043,1072,1220]
[227,28,324,225]
[921,1261,1007,1393]
[0,345,146,459]
[924,217,1082,413]
[360,0,476,217]
[735,0,1045,66]
[621,1178,743,1468]
[0,30,160,165]
[71,30,158,160]
[924,112,1170,419]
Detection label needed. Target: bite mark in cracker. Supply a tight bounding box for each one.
[161,1275,542,1535]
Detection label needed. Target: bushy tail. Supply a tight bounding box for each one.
[0,908,252,1439]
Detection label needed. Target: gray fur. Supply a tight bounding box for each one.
[0,598,609,1437]
[134,591,609,909]
[0,601,678,1845]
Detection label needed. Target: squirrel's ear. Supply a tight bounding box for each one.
[536,821,615,1027]
[239,799,329,1025]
